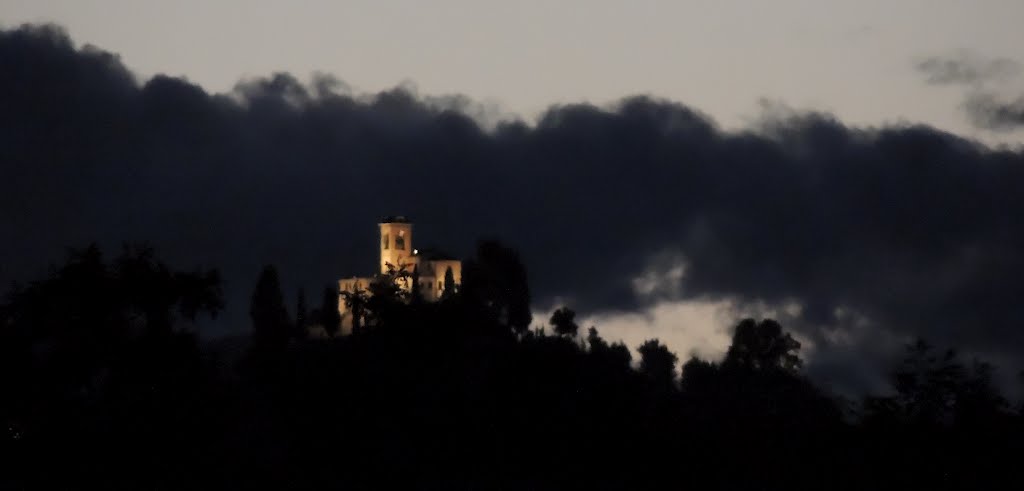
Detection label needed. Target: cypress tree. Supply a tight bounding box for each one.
[442,265,456,300]
[295,287,307,339]
[321,285,341,337]
[250,265,291,353]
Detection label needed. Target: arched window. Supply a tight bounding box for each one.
[382,234,389,249]
[395,235,405,250]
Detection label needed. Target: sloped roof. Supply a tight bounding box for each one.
[412,247,458,261]
[380,215,411,224]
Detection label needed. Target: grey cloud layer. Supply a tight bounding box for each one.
[917,53,1024,130]
[3,25,1024,383]
[965,93,1024,130]
[916,53,1021,86]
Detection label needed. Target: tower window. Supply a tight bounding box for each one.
[438,281,442,290]
[382,234,389,249]
[395,236,405,250]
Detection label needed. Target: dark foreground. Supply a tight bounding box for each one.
[3,246,1022,490]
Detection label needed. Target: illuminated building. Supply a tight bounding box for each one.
[334,216,462,335]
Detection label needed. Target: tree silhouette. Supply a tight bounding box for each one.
[442,266,456,300]
[365,263,411,327]
[381,261,413,291]
[410,264,423,304]
[866,338,1010,427]
[4,243,221,371]
[320,285,341,337]
[587,327,632,370]
[5,240,1024,490]
[295,287,308,339]
[679,356,717,394]
[550,307,579,337]
[638,339,678,389]
[723,318,802,373]
[1017,370,1024,416]
[462,240,531,333]
[1,244,222,489]
[887,339,965,425]
[340,286,368,334]
[955,358,1009,426]
[250,265,291,354]
[586,327,606,351]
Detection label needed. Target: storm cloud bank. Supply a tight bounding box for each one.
[3,24,1024,390]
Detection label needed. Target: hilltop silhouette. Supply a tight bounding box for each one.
[3,243,1023,490]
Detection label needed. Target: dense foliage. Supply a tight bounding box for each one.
[2,244,1022,490]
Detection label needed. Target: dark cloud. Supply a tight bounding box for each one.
[965,92,1024,131]
[916,53,1024,131]
[915,53,1021,86]
[4,24,1024,391]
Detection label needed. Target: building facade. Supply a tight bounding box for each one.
[335,216,462,334]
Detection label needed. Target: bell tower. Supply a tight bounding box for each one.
[379,216,413,273]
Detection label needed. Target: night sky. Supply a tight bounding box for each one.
[2,4,1024,395]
